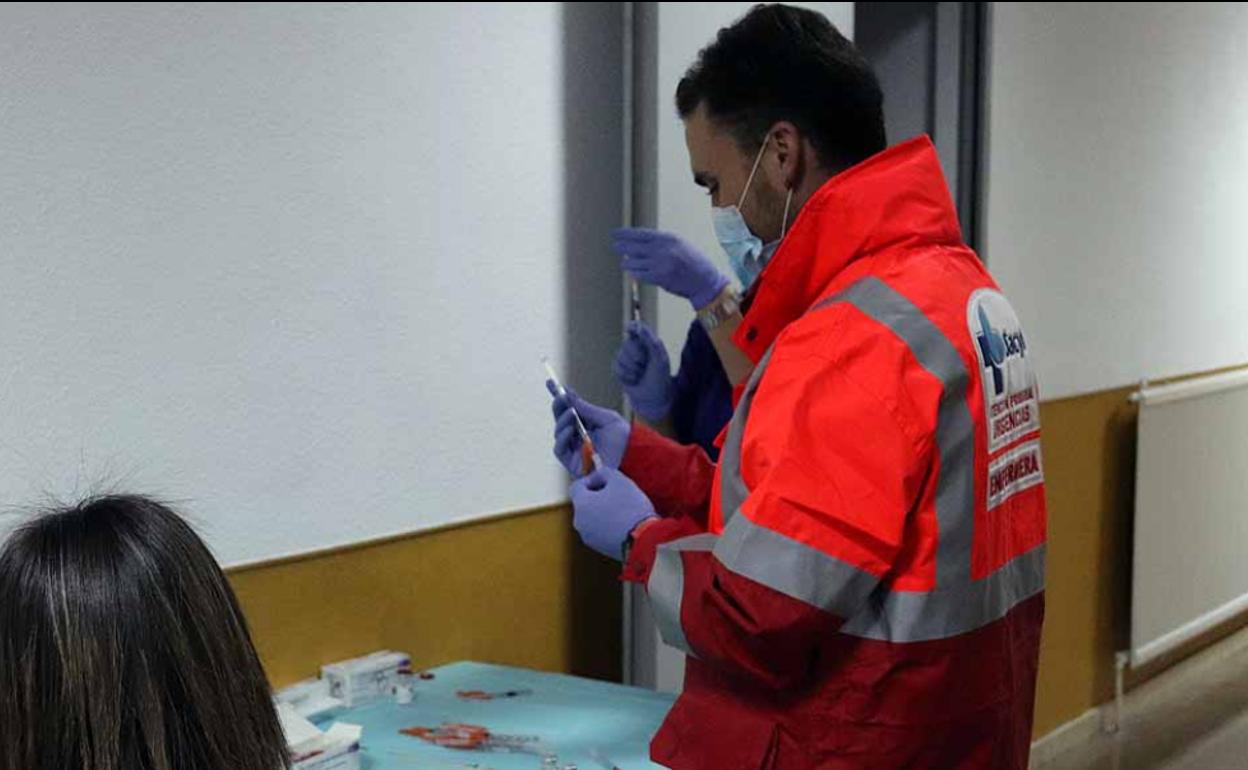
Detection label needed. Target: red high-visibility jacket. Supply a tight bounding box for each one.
[621,137,1047,770]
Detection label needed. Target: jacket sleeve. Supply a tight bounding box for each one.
[619,421,717,528]
[623,322,933,691]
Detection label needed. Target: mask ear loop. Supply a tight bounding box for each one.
[780,187,794,239]
[738,134,771,210]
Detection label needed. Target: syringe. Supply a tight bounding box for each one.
[630,279,642,322]
[589,747,623,770]
[542,357,604,474]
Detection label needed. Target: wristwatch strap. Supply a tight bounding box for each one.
[697,291,741,331]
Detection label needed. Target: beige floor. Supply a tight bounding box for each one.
[1034,627,1248,770]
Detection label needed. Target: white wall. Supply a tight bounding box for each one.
[648,2,854,355]
[985,2,1248,400]
[0,2,622,566]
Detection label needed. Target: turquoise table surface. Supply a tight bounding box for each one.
[313,662,676,770]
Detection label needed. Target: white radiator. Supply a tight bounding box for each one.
[1130,369,1248,666]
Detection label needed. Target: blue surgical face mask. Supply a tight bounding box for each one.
[712,136,793,290]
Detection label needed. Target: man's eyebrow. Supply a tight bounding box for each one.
[693,172,715,188]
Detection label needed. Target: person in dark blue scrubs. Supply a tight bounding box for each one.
[612,228,767,461]
[617,316,734,461]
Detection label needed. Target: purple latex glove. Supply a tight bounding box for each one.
[612,227,730,310]
[548,381,631,476]
[570,466,658,560]
[613,320,674,423]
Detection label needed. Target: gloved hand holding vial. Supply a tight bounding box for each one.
[542,358,630,477]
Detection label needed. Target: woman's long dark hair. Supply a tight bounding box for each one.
[0,495,290,770]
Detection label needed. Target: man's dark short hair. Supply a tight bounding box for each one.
[677,3,886,171]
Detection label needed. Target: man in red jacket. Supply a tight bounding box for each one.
[549,5,1046,769]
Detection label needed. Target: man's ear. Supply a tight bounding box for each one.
[767,120,805,190]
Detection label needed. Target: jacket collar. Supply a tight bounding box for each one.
[734,136,963,361]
